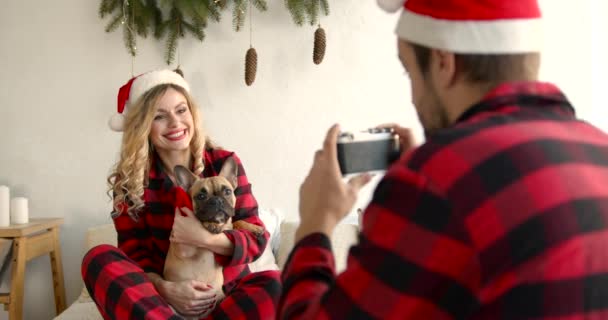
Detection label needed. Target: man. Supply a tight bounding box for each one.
[278,0,608,319]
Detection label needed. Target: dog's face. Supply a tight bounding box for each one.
[174,157,238,234]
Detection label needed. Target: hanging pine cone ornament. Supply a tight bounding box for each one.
[313,26,326,65]
[245,47,258,86]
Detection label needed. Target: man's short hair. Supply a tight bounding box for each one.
[411,43,539,85]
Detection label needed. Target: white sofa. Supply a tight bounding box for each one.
[54,209,359,320]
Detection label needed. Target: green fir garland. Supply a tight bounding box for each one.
[284,0,329,26]
[99,0,329,65]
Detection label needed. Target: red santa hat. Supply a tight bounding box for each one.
[108,69,190,132]
[377,0,543,54]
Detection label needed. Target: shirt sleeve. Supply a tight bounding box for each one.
[216,152,269,267]
[112,203,160,274]
[278,164,480,319]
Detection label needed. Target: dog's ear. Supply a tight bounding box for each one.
[218,156,238,189]
[174,165,198,191]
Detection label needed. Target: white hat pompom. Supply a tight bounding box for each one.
[377,0,406,13]
[109,113,125,132]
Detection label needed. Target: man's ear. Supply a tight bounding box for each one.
[431,49,457,88]
[218,157,238,189]
[174,165,198,191]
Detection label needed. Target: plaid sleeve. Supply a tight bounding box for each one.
[217,152,269,267]
[112,204,160,274]
[279,164,479,319]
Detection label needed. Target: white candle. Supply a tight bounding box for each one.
[0,186,9,227]
[10,197,29,224]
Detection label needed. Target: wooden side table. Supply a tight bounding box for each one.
[0,218,66,320]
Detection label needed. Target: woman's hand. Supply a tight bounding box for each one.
[158,279,218,317]
[172,207,236,255]
[171,207,212,247]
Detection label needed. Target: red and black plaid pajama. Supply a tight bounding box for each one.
[279,82,608,319]
[82,245,280,320]
[82,149,281,319]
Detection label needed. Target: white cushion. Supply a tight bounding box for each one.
[248,208,283,272]
[259,208,283,256]
[53,300,102,320]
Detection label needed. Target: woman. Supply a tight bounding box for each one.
[82,69,281,319]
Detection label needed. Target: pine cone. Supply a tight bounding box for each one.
[313,27,326,65]
[245,47,258,86]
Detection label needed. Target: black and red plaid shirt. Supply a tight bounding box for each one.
[113,148,268,293]
[279,82,608,319]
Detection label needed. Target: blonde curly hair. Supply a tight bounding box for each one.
[107,84,209,219]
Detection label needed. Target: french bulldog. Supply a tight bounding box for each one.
[163,156,264,319]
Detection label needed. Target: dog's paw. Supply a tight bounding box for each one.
[249,225,265,236]
[233,220,265,236]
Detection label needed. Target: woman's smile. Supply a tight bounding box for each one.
[164,129,188,141]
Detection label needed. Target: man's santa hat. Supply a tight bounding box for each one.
[109,69,190,132]
[377,0,543,53]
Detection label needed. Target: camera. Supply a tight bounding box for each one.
[337,128,401,175]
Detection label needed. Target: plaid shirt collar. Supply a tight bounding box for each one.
[456,81,576,124]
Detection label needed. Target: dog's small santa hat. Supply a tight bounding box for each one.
[109,69,190,132]
[377,0,543,54]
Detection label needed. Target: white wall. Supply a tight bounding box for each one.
[589,0,608,129]
[0,0,604,319]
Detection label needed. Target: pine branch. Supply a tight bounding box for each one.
[147,0,164,38]
[182,20,205,41]
[232,0,246,32]
[320,0,329,16]
[250,0,268,12]
[203,0,222,23]
[285,0,306,26]
[305,0,320,26]
[213,0,228,10]
[284,0,329,26]
[229,0,268,32]
[132,0,150,37]
[164,6,183,64]
[172,0,190,14]
[99,0,120,18]
[105,12,124,32]
[191,1,210,27]
[123,21,137,56]
[165,25,179,65]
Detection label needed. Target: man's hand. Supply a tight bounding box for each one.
[377,123,416,152]
[158,279,217,317]
[171,207,211,247]
[296,124,372,242]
